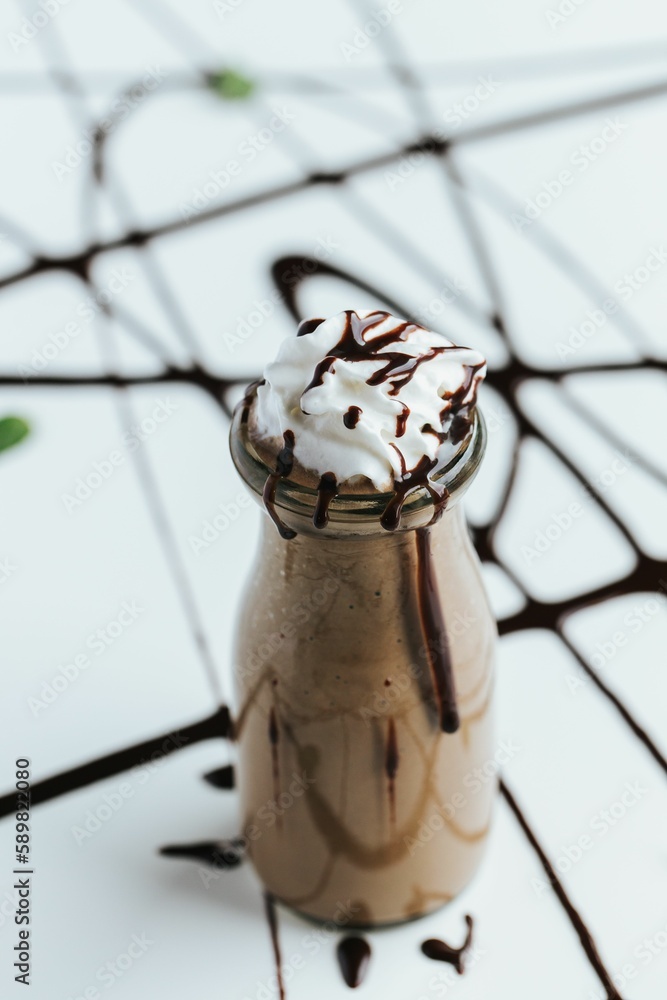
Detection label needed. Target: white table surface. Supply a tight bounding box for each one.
[1,1,666,998]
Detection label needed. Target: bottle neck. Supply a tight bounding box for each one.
[230,395,487,540]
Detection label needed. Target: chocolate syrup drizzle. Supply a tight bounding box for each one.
[337,936,372,988]
[313,472,338,529]
[421,915,474,973]
[268,706,282,823]
[415,527,459,733]
[262,431,297,540]
[4,18,664,996]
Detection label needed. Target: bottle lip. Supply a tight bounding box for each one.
[230,391,487,537]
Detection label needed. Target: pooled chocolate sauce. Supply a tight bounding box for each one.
[337,936,372,988]
[314,472,338,529]
[262,431,296,540]
[159,838,245,870]
[203,764,235,789]
[415,527,459,733]
[343,405,362,429]
[385,718,399,824]
[421,915,473,973]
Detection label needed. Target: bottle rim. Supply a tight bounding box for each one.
[230,389,487,536]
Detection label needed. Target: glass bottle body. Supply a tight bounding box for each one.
[233,500,496,926]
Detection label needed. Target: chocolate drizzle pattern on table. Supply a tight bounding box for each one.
[337,936,372,988]
[421,914,474,973]
[5,35,665,999]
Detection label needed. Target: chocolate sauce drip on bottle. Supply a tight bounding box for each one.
[262,430,296,540]
[380,453,447,532]
[415,527,459,733]
[385,718,399,824]
[268,707,282,825]
[337,936,372,989]
[313,472,338,529]
[421,915,474,973]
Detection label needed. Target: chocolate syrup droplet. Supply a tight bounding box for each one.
[262,430,297,540]
[385,718,399,825]
[343,405,362,429]
[421,915,473,974]
[337,936,372,988]
[202,764,235,789]
[395,403,410,438]
[160,838,245,870]
[297,317,324,337]
[313,472,338,529]
[415,527,459,733]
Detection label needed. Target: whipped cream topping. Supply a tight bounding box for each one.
[253,310,486,492]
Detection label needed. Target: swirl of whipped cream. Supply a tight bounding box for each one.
[253,310,486,491]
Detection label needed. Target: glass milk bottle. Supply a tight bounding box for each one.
[230,399,496,926]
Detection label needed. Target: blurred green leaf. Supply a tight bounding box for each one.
[208,69,255,101]
[0,416,30,454]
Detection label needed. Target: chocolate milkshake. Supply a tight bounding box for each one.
[230,310,496,926]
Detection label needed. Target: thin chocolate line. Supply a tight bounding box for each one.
[264,893,286,1000]
[556,630,667,775]
[500,780,623,999]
